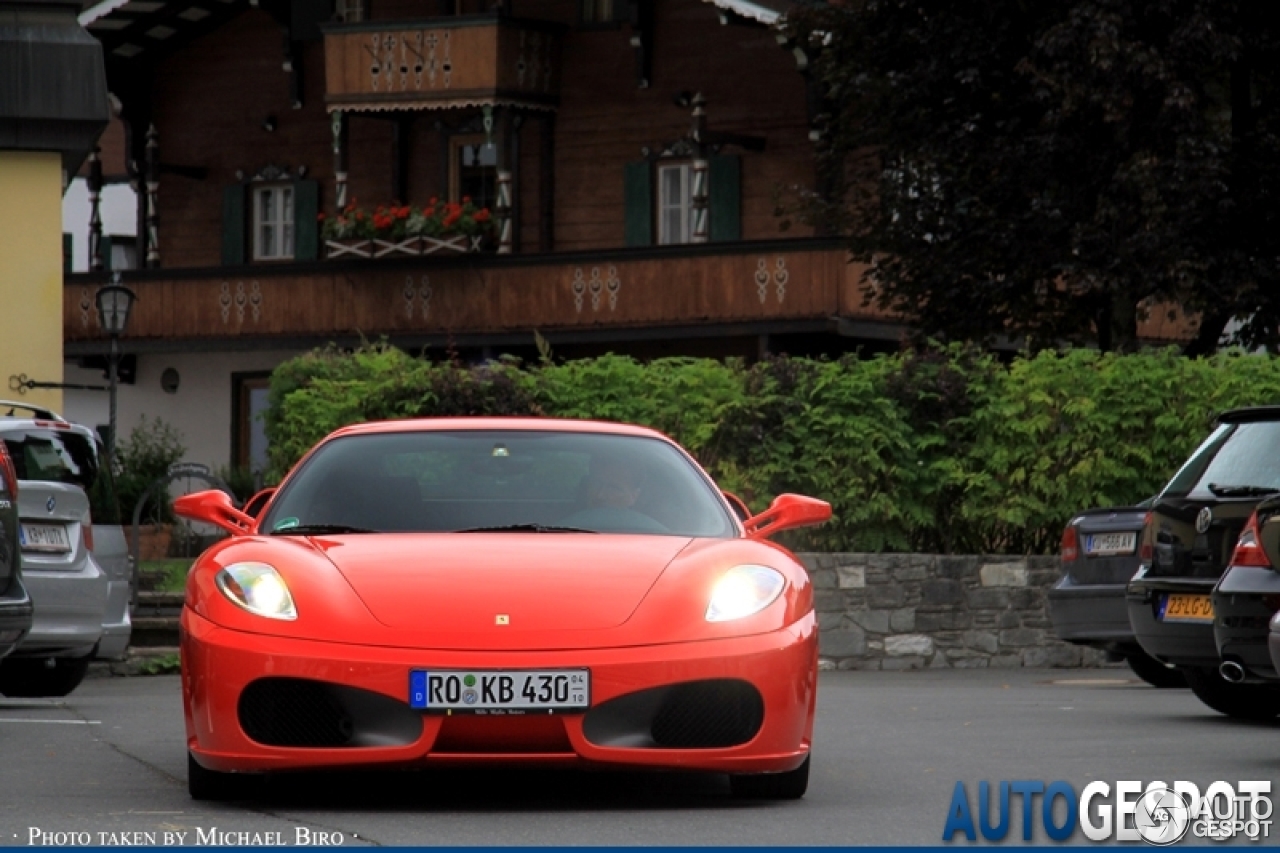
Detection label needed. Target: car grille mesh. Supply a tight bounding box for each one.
[238,678,354,747]
[650,680,764,748]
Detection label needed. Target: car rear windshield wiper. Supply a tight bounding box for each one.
[452,524,598,534]
[1206,484,1280,497]
[270,524,377,535]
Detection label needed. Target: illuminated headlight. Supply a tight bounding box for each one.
[706,564,786,622]
[215,563,297,621]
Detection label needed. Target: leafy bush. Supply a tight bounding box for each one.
[262,343,1280,554]
[112,416,186,524]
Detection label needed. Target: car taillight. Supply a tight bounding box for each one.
[82,521,94,552]
[1231,512,1272,568]
[1060,525,1078,562]
[1139,511,1153,561]
[0,447,16,500]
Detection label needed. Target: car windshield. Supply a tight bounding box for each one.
[260,430,737,537]
[1161,421,1280,498]
[1,428,98,490]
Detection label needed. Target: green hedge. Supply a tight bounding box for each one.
[263,344,1280,554]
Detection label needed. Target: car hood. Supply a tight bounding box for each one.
[315,533,694,633]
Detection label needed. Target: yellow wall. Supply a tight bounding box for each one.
[0,151,63,415]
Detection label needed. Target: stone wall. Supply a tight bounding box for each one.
[797,553,1110,670]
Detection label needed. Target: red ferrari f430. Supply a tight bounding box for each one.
[175,418,830,801]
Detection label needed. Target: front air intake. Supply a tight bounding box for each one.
[583,679,764,749]
[239,678,355,747]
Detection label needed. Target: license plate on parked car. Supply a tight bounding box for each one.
[1159,594,1214,623]
[409,669,590,714]
[18,522,70,553]
[1084,531,1137,556]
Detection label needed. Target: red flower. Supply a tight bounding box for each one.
[474,209,491,223]
[462,195,472,204]
[317,212,326,221]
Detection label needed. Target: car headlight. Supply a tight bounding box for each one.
[706,564,785,622]
[215,562,297,621]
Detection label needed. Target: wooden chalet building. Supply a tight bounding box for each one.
[59,0,1191,473]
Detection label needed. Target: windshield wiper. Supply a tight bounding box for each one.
[1206,484,1280,498]
[452,524,598,534]
[270,524,377,535]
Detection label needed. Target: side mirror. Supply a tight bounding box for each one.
[722,491,752,523]
[242,487,277,519]
[743,493,832,540]
[174,489,255,537]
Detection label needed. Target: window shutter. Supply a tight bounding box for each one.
[100,235,113,271]
[624,161,652,247]
[709,154,741,242]
[222,185,246,266]
[62,234,72,273]
[293,179,320,261]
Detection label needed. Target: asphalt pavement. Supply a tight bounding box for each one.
[0,668,1276,846]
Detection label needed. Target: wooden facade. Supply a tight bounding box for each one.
[70,0,1194,354]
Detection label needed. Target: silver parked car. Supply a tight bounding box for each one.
[0,402,129,696]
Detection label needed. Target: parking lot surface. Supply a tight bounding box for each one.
[0,668,1276,846]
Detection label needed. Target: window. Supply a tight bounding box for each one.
[657,162,692,245]
[581,0,616,23]
[624,155,739,247]
[232,373,272,477]
[253,185,294,260]
[449,135,498,210]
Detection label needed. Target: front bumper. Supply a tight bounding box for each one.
[0,580,33,659]
[182,608,818,776]
[1126,572,1219,668]
[1047,576,1133,649]
[1212,565,1280,682]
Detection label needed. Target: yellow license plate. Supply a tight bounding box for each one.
[1160,594,1214,623]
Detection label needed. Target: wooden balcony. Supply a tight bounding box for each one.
[323,15,562,114]
[63,242,878,349]
[62,241,1195,352]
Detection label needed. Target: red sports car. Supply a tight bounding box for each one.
[175,418,829,801]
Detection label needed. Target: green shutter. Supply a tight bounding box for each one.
[624,161,652,247]
[62,233,72,273]
[222,184,246,266]
[709,154,741,242]
[293,179,320,261]
[100,235,113,271]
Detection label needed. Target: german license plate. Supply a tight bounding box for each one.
[19,523,70,553]
[409,669,590,714]
[1085,531,1137,556]
[1159,594,1214,623]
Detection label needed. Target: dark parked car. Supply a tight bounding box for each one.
[1209,496,1280,688]
[1127,407,1280,719]
[0,441,33,659]
[1049,501,1183,688]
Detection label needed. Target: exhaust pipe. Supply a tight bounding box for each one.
[1219,661,1246,683]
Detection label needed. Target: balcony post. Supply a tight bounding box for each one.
[496,169,513,254]
[88,146,104,271]
[689,93,709,243]
[332,110,348,210]
[144,124,159,267]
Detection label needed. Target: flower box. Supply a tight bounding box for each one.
[325,238,373,259]
[320,200,493,261]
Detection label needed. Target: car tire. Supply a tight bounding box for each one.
[1182,667,1280,720]
[1125,650,1186,689]
[0,656,91,698]
[187,752,246,801]
[730,755,810,800]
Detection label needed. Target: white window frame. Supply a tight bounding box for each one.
[252,184,295,261]
[657,162,692,246]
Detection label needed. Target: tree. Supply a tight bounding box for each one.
[787,0,1280,353]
